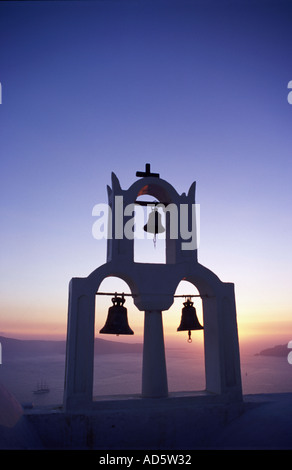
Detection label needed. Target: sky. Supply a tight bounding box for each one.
[0,0,292,351]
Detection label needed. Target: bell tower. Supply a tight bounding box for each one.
[106,163,198,266]
[63,164,242,410]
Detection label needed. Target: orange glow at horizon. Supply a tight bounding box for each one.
[1,276,291,352]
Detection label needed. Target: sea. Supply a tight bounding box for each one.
[1,346,292,407]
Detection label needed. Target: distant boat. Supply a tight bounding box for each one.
[33,380,50,394]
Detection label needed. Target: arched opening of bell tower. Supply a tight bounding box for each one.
[133,193,166,264]
[165,280,205,394]
[93,277,143,399]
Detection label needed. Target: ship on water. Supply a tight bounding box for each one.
[33,380,50,395]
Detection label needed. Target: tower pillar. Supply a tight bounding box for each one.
[142,310,168,398]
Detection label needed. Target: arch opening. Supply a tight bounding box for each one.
[164,280,205,394]
[93,277,143,399]
[133,194,166,264]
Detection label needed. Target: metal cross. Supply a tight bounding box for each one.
[136,163,160,178]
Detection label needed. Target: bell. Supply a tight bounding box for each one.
[143,208,165,234]
[177,299,203,343]
[99,294,134,335]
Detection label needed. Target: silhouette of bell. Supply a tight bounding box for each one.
[177,299,203,343]
[99,294,134,336]
[143,209,165,234]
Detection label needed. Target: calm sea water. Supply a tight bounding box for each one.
[0,348,292,406]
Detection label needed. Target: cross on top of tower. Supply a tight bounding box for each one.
[136,163,160,178]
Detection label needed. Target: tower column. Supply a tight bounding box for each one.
[142,310,168,398]
[63,278,95,410]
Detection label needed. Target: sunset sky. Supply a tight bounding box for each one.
[0,0,292,351]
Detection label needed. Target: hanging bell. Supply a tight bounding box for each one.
[99,294,134,336]
[143,208,165,234]
[177,298,203,343]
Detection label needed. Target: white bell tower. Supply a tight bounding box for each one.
[63,164,242,410]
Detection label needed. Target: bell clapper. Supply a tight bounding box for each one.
[187,330,192,343]
[143,207,165,249]
[152,209,157,248]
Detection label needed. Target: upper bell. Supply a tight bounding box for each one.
[143,209,165,234]
[99,294,134,336]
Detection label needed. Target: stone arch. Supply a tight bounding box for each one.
[63,263,141,410]
[169,280,205,391]
[87,262,140,297]
[171,278,203,327]
[126,176,181,205]
[133,195,167,264]
[170,265,242,398]
[108,174,197,265]
[127,178,180,265]
[93,275,141,397]
[94,274,139,335]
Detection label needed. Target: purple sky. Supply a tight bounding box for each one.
[0,0,292,341]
